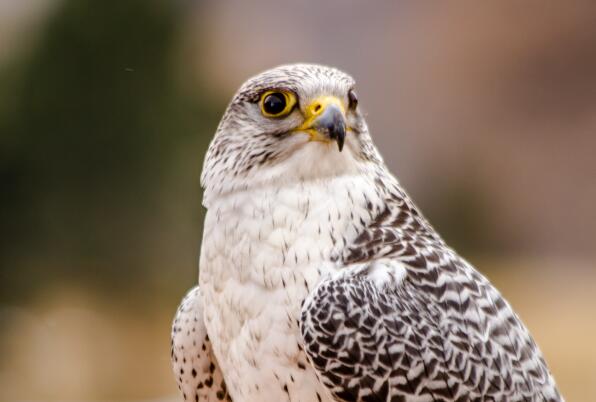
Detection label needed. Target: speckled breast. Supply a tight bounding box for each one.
[198,176,377,401]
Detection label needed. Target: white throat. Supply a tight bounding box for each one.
[201,135,368,209]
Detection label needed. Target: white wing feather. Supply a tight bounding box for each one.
[171,286,230,401]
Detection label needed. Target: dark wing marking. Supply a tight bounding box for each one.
[300,181,562,402]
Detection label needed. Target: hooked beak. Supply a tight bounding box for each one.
[297,96,347,152]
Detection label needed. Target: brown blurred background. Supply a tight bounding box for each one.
[1,1,595,401]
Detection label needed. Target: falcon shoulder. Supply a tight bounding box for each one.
[171,286,232,402]
[299,187,562,402]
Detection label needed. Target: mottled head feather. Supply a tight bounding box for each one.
[201,64,384,206]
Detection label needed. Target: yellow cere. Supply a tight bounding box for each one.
[303,96,346,120]
[297,96,346,142]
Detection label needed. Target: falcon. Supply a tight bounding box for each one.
[171,64,563,402]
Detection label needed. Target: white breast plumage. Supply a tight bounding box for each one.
[199,174,379,401]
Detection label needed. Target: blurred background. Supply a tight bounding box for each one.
[1,0,595,401]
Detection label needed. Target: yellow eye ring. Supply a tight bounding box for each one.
[259,90,297,117]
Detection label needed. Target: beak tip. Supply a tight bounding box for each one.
[312,104,347,153]
[337,134,345,152]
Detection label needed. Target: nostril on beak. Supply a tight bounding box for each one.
[313,103,322,113]
[312,104,346,152]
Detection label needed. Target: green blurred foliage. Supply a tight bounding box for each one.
[0,0,221,303]
[420,174,500,257]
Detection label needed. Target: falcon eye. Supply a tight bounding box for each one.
[260,90,297,117]
[348,89,358,110]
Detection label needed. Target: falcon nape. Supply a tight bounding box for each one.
[171,64,563,402]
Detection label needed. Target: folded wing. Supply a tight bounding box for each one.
[300,194,562,402]
[171,286,231,402]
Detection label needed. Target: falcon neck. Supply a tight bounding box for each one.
[200,172,386,279]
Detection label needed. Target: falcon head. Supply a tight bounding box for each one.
[201,64,383,204]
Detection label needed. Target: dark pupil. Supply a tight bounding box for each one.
[263,93,286,115]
